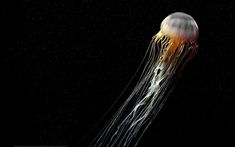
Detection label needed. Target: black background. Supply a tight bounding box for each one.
[8,0,235,146]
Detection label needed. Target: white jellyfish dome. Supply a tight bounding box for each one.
[161,12,199,41]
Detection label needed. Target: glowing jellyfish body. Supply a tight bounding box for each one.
[90,12,199,147]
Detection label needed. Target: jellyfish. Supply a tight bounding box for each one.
[90,12,199,147]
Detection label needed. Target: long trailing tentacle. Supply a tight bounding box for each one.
[90,32,197,147]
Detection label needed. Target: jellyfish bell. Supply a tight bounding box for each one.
[160,12,199,42]
[151,12,199,74]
